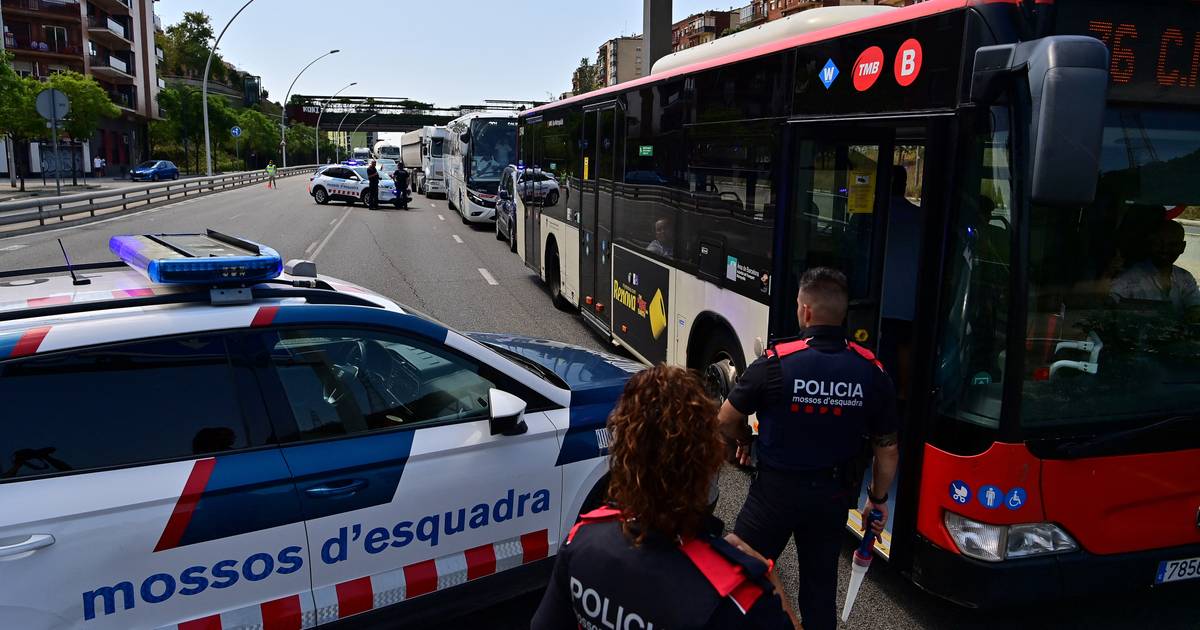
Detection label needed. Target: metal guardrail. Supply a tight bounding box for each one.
[0,165,317,236]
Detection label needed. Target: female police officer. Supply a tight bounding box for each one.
[532,365,799,629]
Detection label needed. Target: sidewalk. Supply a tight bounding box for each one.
[0,177,144,203]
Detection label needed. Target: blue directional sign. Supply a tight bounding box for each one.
[230,126,242,138]
[820,58,840,89]
[949,480,970,505]
[978,485,1002,509]
[1005,487,1027,511]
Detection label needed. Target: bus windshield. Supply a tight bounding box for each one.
[468,119,517,193]
[1022,108,1200,431]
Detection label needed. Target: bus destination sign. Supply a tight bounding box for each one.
[1055,0,1200,105]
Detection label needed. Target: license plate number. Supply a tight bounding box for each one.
[1155,557,1200,584]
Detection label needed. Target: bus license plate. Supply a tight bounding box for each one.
[1155,557,1200,584]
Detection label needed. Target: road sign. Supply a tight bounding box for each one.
[35,88,70,122]
[230,126,242,138]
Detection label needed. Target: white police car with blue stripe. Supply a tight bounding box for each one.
[0,230,639,629]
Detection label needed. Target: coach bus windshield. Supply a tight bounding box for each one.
[936,107,1200,435]
[468,119,517,194]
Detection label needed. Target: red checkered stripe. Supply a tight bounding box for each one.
[159,592,317,630]
[313,529,550,624]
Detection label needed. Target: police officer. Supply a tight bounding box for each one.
[533,365,799,630]
[719,267,899,630]
[392,162,410,209]
[366,160,380,209]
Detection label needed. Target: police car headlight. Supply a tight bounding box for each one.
[944,512,1077,562]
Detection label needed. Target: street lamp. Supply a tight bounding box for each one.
[315,81,355,166]
[202,0,256,177]
[348,113,377,160]
[334,109,355,162]
[281,49,338,168]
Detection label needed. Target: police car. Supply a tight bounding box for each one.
[0,231,638,629]
[307,163,401,208]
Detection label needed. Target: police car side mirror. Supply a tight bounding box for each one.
[488,388,528,436]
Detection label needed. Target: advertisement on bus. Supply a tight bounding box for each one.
[611,247,669,365]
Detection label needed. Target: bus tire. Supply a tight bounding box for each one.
[546,243,571,311]
[697,327,744,403]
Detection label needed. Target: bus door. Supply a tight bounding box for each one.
[580,104,620,331]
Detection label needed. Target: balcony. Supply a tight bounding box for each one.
[154,14,162,32]
[90,0,131,16]
[155,46,164,61]
[157,77,165,89]
[86,14,132,49]
[108,90,138,112]
[3,0,81,22]
[89,54,135,82]
[6,36,85,58]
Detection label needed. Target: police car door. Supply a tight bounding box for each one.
[250,325,562,623]
[0,332,311,630]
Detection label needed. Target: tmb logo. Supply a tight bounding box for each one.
[853,46,885,91]
[894,38,923,86]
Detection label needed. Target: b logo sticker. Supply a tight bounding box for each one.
[853,46,885,92]
[894,39,923,87]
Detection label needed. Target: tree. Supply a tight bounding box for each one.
[285,123,316,164]
[162,11,219,80]
[44,72,120,144]
[572,57,600,94]
[237,108,279,168]
[156,86,237,172]
[0,53,49,190]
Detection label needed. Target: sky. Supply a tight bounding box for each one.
[156,0,734,107]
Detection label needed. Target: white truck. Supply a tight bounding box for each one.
[372,140,401,162]
[400,126,449,197]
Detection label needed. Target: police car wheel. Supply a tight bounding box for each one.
[546,190,559,206]
[313,187,329,205]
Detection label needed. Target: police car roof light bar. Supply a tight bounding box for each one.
[109,230,283,285]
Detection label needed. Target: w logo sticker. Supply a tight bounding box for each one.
[820,59,840,89]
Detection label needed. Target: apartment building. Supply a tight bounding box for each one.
[736,0,918,28]
[671,10,739,52]
[597,36,644,88]
[1,0,162,177]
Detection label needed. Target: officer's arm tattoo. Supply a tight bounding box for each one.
[872,432,899,448]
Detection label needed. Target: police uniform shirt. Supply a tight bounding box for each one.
[728,325,899,472]
[531,512,793,630]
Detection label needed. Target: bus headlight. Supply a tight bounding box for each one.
[944,512,1077,562]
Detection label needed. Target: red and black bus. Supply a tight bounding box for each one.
[512,0,1200,607]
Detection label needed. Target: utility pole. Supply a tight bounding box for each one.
[643,0,671,71]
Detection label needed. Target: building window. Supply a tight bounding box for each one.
[42,25,68,53]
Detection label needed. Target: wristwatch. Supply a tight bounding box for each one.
[868,487,889,504]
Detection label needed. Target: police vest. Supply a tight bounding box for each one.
[757,337,886,472]
[562,507,778,626]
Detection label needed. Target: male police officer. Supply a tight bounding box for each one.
[719,267,900,630]
[366,160,380,210]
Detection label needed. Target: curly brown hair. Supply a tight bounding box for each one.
[606,365,724,545]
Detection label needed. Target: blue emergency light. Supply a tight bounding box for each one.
[109,230,283,285]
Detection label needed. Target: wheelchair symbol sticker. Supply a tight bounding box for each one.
[1005,488,1027,511]
[949,480,970,504]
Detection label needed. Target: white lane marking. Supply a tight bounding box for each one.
[329,218,337,225]
[452,234,463,244]
[0,244,27,252]
[438,214,445,221]
[477,267,498,286]
[305,240,319,256]
[229,213,242,220]
[312,208,352,260]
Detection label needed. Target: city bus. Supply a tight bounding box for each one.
[515,0,1200,607]
[446,111,519,224]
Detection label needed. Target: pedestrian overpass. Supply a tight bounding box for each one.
[286,96,544,134]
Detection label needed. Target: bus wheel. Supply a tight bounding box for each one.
[546,246,570,311]
[699,330,743,403]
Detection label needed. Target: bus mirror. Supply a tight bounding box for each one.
[972,37,1109,207]
[1021,36,1109,207]
[460,132,470,144]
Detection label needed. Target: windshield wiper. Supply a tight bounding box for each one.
[1052,415,1196,458]
[485,343,568,388]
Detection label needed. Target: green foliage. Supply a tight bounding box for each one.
[162,11,218,80]
[572,57,600,94]
[237,107,280,161]
[44,71,120,141]
[0,53,44,141]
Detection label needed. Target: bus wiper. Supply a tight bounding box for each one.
[1053,415,1196,458]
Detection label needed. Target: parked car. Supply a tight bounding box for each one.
[129,160,180,182]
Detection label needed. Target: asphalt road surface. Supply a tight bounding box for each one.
[0,177,1194,629]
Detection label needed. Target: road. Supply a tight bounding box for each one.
[0,178,1194,629]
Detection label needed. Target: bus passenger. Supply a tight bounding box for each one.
[880,165,922,395]
[532,366,799,630]
[718,267,899,630]
[647,218,674,257]
[1110,219,1200,323]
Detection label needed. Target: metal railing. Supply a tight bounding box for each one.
[6,0,81,16]
[0,165,318,237]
